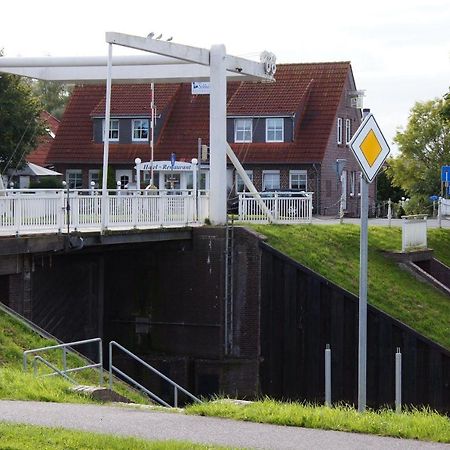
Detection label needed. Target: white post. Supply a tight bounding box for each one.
[135,157,142,191]
[192,158,198,222]
[438,197,442,228]
[395,347,402,413]
[101,43,113,232]
[150,82,155,186]
[325,344,331,407]
[387,198,392,227]
[209,44,227,225]
[339,188,344,224]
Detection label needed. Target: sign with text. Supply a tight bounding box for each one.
[137,161,193,171]
[191,82,210,95]
[441,166,450,183]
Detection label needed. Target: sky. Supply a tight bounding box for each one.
[1,0,449,153]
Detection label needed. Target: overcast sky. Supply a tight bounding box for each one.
[1,0,449,153]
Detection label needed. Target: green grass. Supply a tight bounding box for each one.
[251,225,450,349]
[187,398,450,443]
[0,308,148,404]
[0,422,230,450]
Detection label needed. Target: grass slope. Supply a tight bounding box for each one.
[187,399,450,443]
[0,423,230,450]
[251,225,450,349]
[0,308,147,404]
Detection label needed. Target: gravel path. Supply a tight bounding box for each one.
[0,400,447,449]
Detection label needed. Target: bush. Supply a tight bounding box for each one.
[29,176,63,189]
[403,195,432,215]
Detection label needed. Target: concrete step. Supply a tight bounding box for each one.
[70,385,132,403]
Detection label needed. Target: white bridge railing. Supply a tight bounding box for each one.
[0,189,209,236]
[238,192,313,224]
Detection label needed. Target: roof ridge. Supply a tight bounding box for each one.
[276,61,351,66]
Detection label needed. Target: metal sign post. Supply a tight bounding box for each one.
[358,174,369,412]
[349,112,390,413]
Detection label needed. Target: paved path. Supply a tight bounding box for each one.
[0,400,447,449]
[311,216,450,228]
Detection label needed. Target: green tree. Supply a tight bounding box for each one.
[377,164,405,202]
[32,80,72,119]
[387,97,450,197]
[0,72,45,174]
[441,90,450,121]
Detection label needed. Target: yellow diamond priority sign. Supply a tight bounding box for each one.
[349,114,390,183]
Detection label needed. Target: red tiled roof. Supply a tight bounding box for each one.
[27,111,60,166]
[227,69,313,116]
[47,62,352,165]
[47,85,105,163]
[91,84,179,117]
[231,62,351,164]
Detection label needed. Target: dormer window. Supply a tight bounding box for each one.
[102,119,119,141]
[234,119,252,143]
[132,119,149,141]
[266,118,284,142]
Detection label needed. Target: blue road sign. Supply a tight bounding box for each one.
[441,166,450,183]
[429,195,439,202]
[170,152,176,168]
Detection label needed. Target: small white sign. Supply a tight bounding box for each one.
[191,82,210,95]
[349,113,390,183]
[137,161,193,171]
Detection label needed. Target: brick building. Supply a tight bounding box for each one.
[31,62,376,216]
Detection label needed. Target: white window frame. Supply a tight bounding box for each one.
[66,169,83,189]
[88,169,100,188]
[289,170,307,191]
[262,170,280,191]
[266,118,284,142]
[234,118,252,143]
[102,119,119,142]
[337,117,343,145]
[350,171,356,196]
[132,119,149,142]
[345,118,351,145]
[236,170,254,192]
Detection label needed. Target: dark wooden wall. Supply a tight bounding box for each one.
[259,242,450,413]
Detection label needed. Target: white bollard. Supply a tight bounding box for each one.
[325,344,331,407]
[395,347,402,413]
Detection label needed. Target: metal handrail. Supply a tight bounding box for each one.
[23,337,103,386]
[33,355,77,384]
[109,340,202,408]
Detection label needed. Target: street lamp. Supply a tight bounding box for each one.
[134,157,142,190]
[62,180,70,235]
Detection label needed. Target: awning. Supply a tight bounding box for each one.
[12,162,62,176]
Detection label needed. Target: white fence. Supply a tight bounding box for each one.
[0,189,209,236]
[401,215,427,252]
[238,192,313,224]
